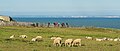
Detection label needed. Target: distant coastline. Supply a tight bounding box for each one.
[11,15,120,18]
[1,15,120,29]
[12,17,120,29]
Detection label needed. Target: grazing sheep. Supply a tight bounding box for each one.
[50,37,62,46]
[114,38,119,41]
[31,36,43,42]
[95,38,104,41]
[35,36,43,41]
[85,36,93,40]
[10,35,15,39]
[102,37,107,41]
[19,35,27,38]
[65,39,73,47]
[107,38,113,41]
[53,38,62,46]
[72,39,81,47]
[31,38,37,42]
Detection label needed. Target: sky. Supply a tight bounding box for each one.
[0,0,120,16]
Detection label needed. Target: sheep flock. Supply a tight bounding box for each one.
[9,35,120,47]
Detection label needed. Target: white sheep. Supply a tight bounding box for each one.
[107,38,113,41]
[102,37,107,41]
[53,38,62,46]
[72,39,81,47]
[19,35,27,38]
[31,36,43,42]
[95,38,104,41]
[50,37,62,46]
[85,36,93,40]
[10,35,15,39]
[114,38,119,41]
[65,39,73,47]
[35,36,43,41]
[31,38,37,42]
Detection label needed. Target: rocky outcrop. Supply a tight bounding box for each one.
[0,15,14,22]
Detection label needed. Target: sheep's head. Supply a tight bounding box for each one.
[51,37,57,40]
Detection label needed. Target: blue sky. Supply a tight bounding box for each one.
[0,0,120,15]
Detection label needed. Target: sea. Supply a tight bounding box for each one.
[12,17,120,29]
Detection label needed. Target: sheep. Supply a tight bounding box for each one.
[114,38,119,41]
[35,36,43,41]
[31,38,37,42]
[64,39,73,47]
[102,37,107,41]
[107,38,113,41]
[72,39,81,47]
[31,36,43,42]
[53,38,62,46]
[19,35,27,38]
[50,36,63,46]
[85,36,93,40]
[50,37,62,46]
[95,38,104,41]
[10,35,15,39]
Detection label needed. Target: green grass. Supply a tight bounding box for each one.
[0,26,120,51]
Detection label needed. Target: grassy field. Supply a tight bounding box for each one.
[0,26,120,51]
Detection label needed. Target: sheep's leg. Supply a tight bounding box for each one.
[79,43,81,46]
[72,43,74,47]
[57,43,59,46]
[65,43,67,47]
[79,44,81,46]
[79,42,82,46]
[69,43,72,47]
[77,42,81,47]
[53,43,56,46]
[58,43,61,47]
